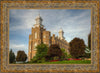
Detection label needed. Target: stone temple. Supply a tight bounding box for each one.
[28,14,69,61]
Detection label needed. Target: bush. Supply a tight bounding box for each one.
[84,53,91,58]
[35,57,46,63]
[30,56,46,63]
[60,56,65,61]
[37,60,42,63]
[53,56,59,60]
[30,56,38,63]
[67,54,72,58]
[41,57,46,63]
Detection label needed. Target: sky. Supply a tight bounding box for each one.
[9,9,91,56]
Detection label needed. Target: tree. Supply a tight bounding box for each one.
[31,43,48,63]
[16,51,27,62]
[61,48,67,59]
[35,43,48,59]
[84,46,91,58]
[85,46,91,53]
[9,49,15,63]
[88,33,91,49]
[47,44,63,59]
[69,38,86,58]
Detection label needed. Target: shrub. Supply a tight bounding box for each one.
[41,57,46,63]
[31,56,38,63]
[37,60,42,63]
[60,56,65,61]
[67,54,72,58]
[53,56,59,60]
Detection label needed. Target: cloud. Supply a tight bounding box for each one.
[10,44,26,49]
[9,9,72,31]
[10,9,40,31]
[9,9,91,55]
[9,43,28,56]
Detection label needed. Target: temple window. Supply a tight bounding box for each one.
[44,35,46,38]
[35,32,37,39]
[34,43,37,50]
[44,41,46,44]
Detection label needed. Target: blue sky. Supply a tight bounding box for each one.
[9,9,91,56]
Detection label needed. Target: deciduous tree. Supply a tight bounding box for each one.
[16,51,27,62]
[69,38,86,58]
[47,44,63,58]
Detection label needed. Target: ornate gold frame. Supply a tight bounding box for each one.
[0,0,99,72]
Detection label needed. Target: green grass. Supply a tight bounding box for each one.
[27,60,91,64]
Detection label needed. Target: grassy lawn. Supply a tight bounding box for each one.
[27,60,91,64]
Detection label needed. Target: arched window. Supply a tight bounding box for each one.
[34,43,37,50]
[43,35,46,38]
[34,43,37,47]
[44,41,46,44]
[35,32,37,39]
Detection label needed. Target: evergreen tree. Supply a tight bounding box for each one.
[9,49,15,63]
[88,33,91,49]
[35,43,48,59]
[31,43,48,63]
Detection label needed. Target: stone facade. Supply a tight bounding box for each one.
[28,15,69,61]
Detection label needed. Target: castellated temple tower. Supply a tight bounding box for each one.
[28,14,51,61]
[28,14,69,61]
[59,29,65,40]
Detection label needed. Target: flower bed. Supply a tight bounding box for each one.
[50,58,82,62]
[50,60,59,62]
[67,58,82,61]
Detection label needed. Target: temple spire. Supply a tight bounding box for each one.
[34,14,44,28]
[58,28,64,40]
[38,12,40,17]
